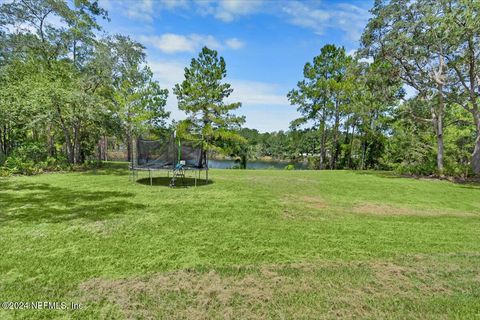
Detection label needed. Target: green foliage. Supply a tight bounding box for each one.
[361,0,480,176]
[288,44,353,169]
[1,0,480,178]
[0,0,169,171]
[174,47,245,153]
[287,44,402,171]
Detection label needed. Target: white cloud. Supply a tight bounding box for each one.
[148,59,187,120]
[282,2,330,32]
[110,0,188,22]
[190,34,223,50]
[141,33,244,54]
[225,38,245,49]
[347,49,357,57]
[281,1,371,42]
[142,34,196,53]
[228,80,289,106]
[124,0,154,22]
[237,105,300,132]
[403,85,418,99]
[149,59,186,89]
[196,0,264,22]
[147,59,293,130]
[105,0,262,23]
[148,61,287,107]
[162,0,188,10]
[347,49,374,63]
[359,57,374,64]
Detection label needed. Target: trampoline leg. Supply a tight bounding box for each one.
[149,169,152,186]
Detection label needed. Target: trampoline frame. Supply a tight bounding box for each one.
[130,164,209,187]
[130,134,209,187]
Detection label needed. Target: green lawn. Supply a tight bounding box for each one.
[1,163,479,319]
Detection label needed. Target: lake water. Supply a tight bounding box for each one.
[208,159,308,170]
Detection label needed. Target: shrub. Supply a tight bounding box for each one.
[3,156,39,175]
[394,161,437,176]
[307,156,320,170]
[1,143,71,175]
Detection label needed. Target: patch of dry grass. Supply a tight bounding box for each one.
[352,202,475,217]
[281,195,328,220]
[78,257,480,319]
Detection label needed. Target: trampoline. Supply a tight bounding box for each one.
[130,133,208,187]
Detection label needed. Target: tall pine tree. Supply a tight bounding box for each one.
[174,47,245,155]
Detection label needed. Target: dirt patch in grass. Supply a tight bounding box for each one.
[281,195,328,220]
[78,258,477,319]
[282,195,327,209]
[301,196,328,209]
[80,268,277,319]
[353,202,474,217]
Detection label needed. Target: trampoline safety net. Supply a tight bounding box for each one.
[136,135,207,169]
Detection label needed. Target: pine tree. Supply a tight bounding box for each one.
[174,47,245,153]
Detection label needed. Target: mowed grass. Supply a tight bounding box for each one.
[0,163,479,319]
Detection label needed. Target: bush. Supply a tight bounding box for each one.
[0,167,11,177]
[394,162,437,176]
[307,156,320,170]
[1,143,71,175]
[3,156,39,175]
[12,142,48,163]
[284,164,295,170]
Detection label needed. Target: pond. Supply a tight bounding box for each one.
[208,159,308,170]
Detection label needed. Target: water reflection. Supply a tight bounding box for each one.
[208,159,308,170]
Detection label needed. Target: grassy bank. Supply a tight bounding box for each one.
[0,163,479,319]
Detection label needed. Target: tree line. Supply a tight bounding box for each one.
[1,0,480,177]
[0,0,243,175]
[0,0,171,174]
[281,0,479,176]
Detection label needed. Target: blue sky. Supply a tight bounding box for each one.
[98,0,373,132]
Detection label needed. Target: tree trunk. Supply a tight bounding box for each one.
[465,37,480,175]
[240,154,247,169]
[319,116,327,170]
[56,106,74,164]
[348,124,356,169]
[47,124,55,157]
[434,84,445,176]
[472,110,480,175]
[330,100,340,169]
[63,131,74,164]
[98,139,103,162]
[126,132,132,162]
[435,112,444,175]
[97,135,108,162]
[360,132,366,170]
[104,136,108,161]
[0,124,8,156]
[73,124,80,164]
[342,121,350,168]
